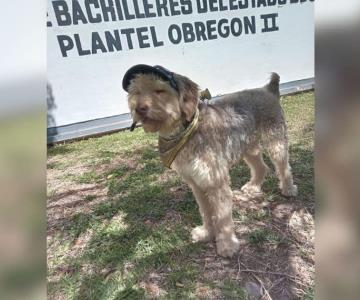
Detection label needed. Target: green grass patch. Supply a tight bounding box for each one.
[247,228,283,247]
[75,171,102,184]
[221,279,248,299]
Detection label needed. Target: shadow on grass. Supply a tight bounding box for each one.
[48,142,314,299]
[48,150,206,298]
[229,143,314,299]
[48,185,102,204]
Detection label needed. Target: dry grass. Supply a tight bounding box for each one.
[47,91,314,299]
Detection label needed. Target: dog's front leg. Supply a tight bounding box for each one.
[208,184,240,258]
[190,181,240,258]
[189,184,215,243]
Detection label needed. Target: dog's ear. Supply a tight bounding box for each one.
[173,73,199,122]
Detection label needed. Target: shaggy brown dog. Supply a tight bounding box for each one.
[124,66,297,257]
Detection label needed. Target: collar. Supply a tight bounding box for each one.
[158,108,199,169]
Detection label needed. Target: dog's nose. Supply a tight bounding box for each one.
[135,104,149,116]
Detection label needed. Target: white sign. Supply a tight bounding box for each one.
[47,0,314,128]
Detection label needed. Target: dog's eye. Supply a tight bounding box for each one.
[155,89,165,95]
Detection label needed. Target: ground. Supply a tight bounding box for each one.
[47,92,314,299]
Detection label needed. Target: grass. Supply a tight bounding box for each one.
[47,91,314,299]
[247,228,283,247]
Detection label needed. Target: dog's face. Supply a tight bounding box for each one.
[127,73,199,133]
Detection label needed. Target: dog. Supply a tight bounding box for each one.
[123,65,297,257]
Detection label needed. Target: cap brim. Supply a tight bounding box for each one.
[122,64,178,92]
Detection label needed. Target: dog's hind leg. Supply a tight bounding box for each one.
[267,137,298,197]
[241,147,269,195]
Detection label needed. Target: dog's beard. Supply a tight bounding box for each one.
[142,120,162,132]
[135,114,163,132]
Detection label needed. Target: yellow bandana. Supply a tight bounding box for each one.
[158,109,199,169]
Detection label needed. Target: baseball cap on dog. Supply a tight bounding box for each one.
[122,64,179,92]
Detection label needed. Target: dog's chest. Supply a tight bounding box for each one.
[172,145,231,189]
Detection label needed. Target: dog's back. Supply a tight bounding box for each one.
[212,73,284,132]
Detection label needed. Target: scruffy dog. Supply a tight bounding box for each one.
[123,65,297,258]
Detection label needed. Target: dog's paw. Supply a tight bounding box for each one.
[191,226,214,243]
[281,184,298,197]
[216,234,240,258]
[241,182,263,195]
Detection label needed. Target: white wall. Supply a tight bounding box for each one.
[47,0,314,127]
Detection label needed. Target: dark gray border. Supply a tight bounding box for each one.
[47,78,314,144]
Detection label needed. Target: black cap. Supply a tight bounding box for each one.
[122,64,179,92]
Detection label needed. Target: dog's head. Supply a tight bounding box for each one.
[125,67,199,133]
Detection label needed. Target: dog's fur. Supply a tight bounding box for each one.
[127,71,297,257]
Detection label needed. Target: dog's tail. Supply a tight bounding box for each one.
[266,72,280,96]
